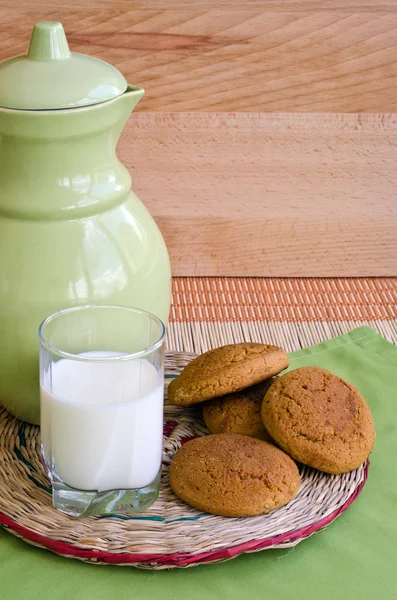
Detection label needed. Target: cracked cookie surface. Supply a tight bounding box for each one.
[202,380,274,441]
[169,433,300,517]
[261,367,375,474]
[168,343,289,406]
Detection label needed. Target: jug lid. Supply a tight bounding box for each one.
[0,21,128,110]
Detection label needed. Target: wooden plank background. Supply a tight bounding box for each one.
[1,2,396,275]
[123,113,397,276]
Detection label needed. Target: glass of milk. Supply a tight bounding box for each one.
[39,305,165,517]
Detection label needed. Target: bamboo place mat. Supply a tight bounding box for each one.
[167,278,397,353]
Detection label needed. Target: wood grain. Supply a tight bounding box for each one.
[120,112,397,276]
[1,4,396,275]
[1,4,397,112]
[3,1,397,9]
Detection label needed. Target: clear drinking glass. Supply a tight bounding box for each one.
[39,305,165,517]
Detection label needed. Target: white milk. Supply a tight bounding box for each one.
[40,352,163,492]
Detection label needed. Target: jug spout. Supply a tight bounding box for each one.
[105,84,144,143]
[122,84,145,112]
[110,84,144,137]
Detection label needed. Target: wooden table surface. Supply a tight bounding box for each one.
[1,1,396,276]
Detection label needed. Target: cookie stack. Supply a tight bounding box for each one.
[168,343,375,518]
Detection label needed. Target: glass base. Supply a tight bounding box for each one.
[50,471,161,517]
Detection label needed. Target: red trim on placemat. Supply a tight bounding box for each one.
[0,462,369,567]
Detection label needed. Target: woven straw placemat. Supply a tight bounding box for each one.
[0,352,368,569]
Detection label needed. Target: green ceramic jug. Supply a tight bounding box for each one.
[0,22,171,424]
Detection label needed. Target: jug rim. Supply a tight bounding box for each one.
[0,84,144,114]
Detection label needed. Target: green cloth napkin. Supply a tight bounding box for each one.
[1,326,396,600]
